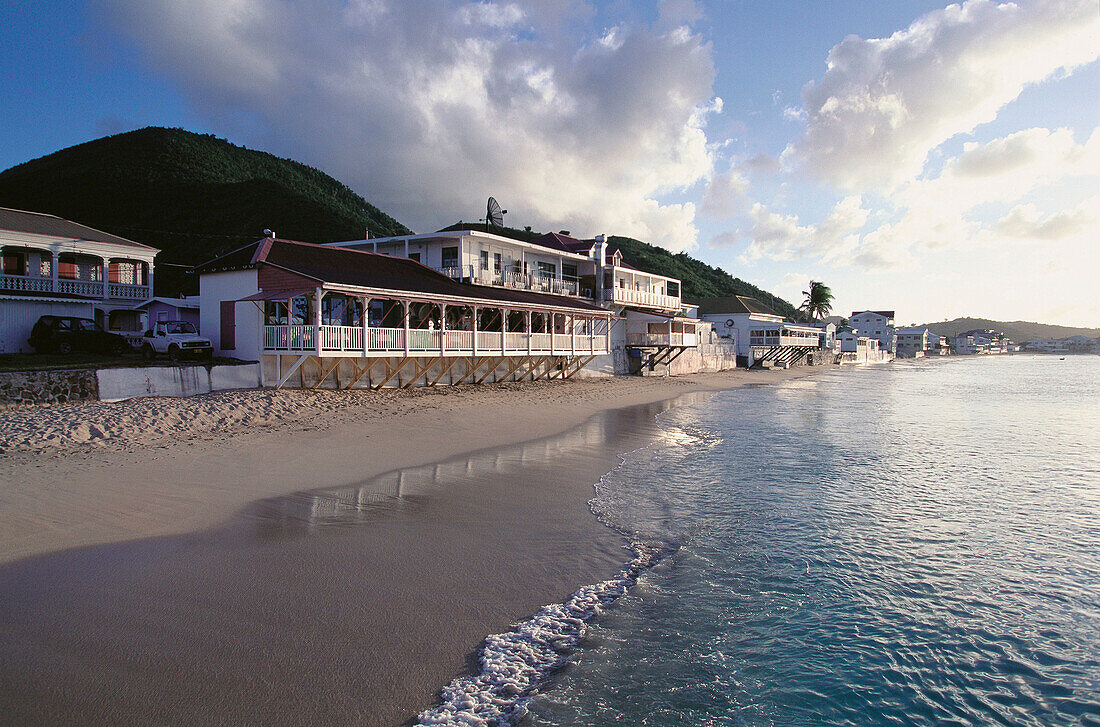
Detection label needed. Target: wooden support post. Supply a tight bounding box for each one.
[275,355,310,389]
[344,360,374,390]
[428,357,460,386]
[474,356,502,385]
[311,357,342,389]
[373,357,411,389]
[403,300,410,356]
[498,356,528,382]
[472,306,479,356]
[454,357,482,385]
[563,355,596,379]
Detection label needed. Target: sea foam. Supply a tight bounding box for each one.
[415,541,668,726]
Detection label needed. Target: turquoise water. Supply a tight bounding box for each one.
[531,356,1100,726]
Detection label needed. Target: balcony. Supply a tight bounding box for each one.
[749,332,823,347]
[262,325,610,357]
[604,287,681,311]
[627,332,698,347]
[0,274,151,301]
[434,265,580,297]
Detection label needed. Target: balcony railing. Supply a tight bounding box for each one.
[433,265,580,297]
[0,274,151,301]
[627,332,698,347]
[262,325,609,357]
[750,334,823,347]
[604,287,681,310]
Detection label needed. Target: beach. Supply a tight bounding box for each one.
[0,368,817,725]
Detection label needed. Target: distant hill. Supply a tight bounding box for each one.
[0,127,411,295]
[437,222,799,318]
[921,318,1100,343]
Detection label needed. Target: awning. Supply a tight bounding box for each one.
[237,288,315,302]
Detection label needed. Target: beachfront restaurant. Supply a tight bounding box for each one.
[197,237,613,389]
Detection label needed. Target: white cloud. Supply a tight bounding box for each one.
[996,197,1097,240]
[718,195,869,263]
[787,0,1100,189]
[700,168,750,218]
[102,0,718,251]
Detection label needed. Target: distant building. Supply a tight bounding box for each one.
[0,207,157,352]
[895,326,932,358]
[695,295,824,368]
[850,310,895,354]
[135,296,201,331]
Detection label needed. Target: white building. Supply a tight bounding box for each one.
[837,330,890,364]
[849,310,895,354]
[197,237,613,389]
[328,228,683,314]
[695,295,824,368]
[895,326,932,358]
[0,207,157,352]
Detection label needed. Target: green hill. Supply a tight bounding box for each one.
[607,236,799,319]
[921,318,1100,343]
[0,127,411,295]
[437,223,799,318]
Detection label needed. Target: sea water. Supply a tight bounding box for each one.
[425,355,1100,725]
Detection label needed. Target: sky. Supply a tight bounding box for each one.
[1,0,1097,327]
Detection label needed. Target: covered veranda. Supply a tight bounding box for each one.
[245,285,613,390]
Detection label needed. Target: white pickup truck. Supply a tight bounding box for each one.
[141,321,213,361]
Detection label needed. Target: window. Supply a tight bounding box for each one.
[562,263,578,280]
[442,246,458,269]
[480,250,490,270]
[537,261,556,278]
[494,252,502,272]
[3,251,26,275]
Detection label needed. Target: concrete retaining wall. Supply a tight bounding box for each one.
[96,363,261,402]
[0,369,100,406]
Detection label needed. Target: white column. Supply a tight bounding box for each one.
[571,314,576,354]
[403,300,410,356]
[362,297,370,356]
[472,306,479,356]
[440,303,447,355]
[526,311,532,355]
[102,258,110,299]
[404,239,409,259]
[314,287,323,356]
[501,308,507,353]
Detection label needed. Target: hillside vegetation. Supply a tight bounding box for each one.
[0,127,411,294]
[921,318,1100,342]
[1,127,796,312]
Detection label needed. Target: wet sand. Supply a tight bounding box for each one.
[0,368,821,725]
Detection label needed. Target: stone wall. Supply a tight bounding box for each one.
[0,369,99,406]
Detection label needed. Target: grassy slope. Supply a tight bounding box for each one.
[0,127,411,295]
[922,318,1100,342]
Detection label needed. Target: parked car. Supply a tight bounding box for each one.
[28,315,129,355]
[142,320,213,361]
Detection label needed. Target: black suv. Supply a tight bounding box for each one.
[28,316,129,355]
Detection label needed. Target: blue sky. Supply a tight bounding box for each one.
[2,1,1097,326]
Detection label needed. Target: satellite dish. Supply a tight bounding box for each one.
[486,197,506,229]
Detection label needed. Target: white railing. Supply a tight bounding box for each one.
[264,325,318,350]
[108,282,151,300]
[627,332,699,347]
[57,278,106,297]
[263,325,609,356]
[0,274,149,300]
[0,274,54,293]
[320,325,363,351]
[750,334,820,347]
[604,288,681,310]
[431,265,581,297]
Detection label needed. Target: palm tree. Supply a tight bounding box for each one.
[801,281,834,324]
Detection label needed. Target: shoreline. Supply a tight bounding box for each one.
[0,367,824,726]
[0,367,822,566]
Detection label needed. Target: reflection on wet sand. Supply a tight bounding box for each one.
[249,392,707,537]
[0,392,709,727]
